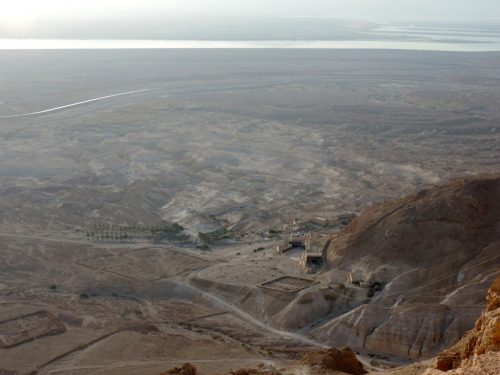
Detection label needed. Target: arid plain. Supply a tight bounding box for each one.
[0,49,499,374]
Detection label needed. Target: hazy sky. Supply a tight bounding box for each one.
[1,0,499,38]
[3,0,500,18]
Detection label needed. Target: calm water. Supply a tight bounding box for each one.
[0,39,499,51]
[1,20,499,51]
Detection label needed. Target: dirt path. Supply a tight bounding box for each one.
[0,232,90,245]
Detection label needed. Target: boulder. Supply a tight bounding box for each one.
[156,363,198,375]
[300,347,367,375]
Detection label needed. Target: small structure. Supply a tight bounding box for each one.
[282,218,310,232]
[349,272,364,284]
[307,213,357,227]
[276,233,306,253]
[299,250,323,274]
[299,232,330,273]
[259,276,317,293]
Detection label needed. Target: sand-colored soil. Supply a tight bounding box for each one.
[0,50,499,237]
[0,235,320,375]
[1,49,499,374]
[0,310,65,348]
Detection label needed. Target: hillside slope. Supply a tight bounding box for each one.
[307,174,500,358]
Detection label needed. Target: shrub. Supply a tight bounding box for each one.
[323,289,338,302]
[298,294,314,304]
[79,292,89,299]
[370,281,383,292]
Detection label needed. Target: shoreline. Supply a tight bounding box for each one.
[1,39,500,52]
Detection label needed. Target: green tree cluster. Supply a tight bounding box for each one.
[197,228,233,244]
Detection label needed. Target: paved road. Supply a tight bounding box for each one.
[0,88,158,118]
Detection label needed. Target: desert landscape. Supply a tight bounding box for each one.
[0,49,499,374]
[0,49,499,234]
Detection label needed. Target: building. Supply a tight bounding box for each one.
[307,213,356,227]
[276,233,305,253]
[299,250,323,274]
[298,232,332,273]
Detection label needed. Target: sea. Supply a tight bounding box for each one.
[1,19,500,52]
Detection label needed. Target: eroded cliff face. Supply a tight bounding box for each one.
[304,174,500,359]
[434,275,500,373]
[311,304,481,359]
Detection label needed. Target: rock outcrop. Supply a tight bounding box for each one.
[155,363,199,375]
[154,363,283,375]
[435,275,500,373]
[474,275,500,355]
[306,174,500,359]
[299,347,367,375]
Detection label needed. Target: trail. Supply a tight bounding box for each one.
[0,232,89,245]
[183,275,327,349]
[0,88,158,118]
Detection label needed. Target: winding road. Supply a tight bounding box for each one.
[0,88,159,118]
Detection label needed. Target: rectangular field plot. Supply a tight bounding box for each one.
[0,311,66,348]
[79,247,211,281]
[259,276,317,293]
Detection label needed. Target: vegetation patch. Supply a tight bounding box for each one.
[298,294,314,304]
[195,244,210,251]
[198,228,235,244]
[85,222,190,243]
[323,289,339,302]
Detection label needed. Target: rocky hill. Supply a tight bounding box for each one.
[190,174,499,361]
[300,174,500,359]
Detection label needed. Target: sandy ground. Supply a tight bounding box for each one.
[0,235,327,375]
[197,242,301,285]
[0,232,419,374]
[0,50,499,237]
[1,49,499,374]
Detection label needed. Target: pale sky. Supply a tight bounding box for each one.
[1,0,499,38]
[3,0,497,18]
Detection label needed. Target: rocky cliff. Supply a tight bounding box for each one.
[306,174,500,359]
[431,275,500,374]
